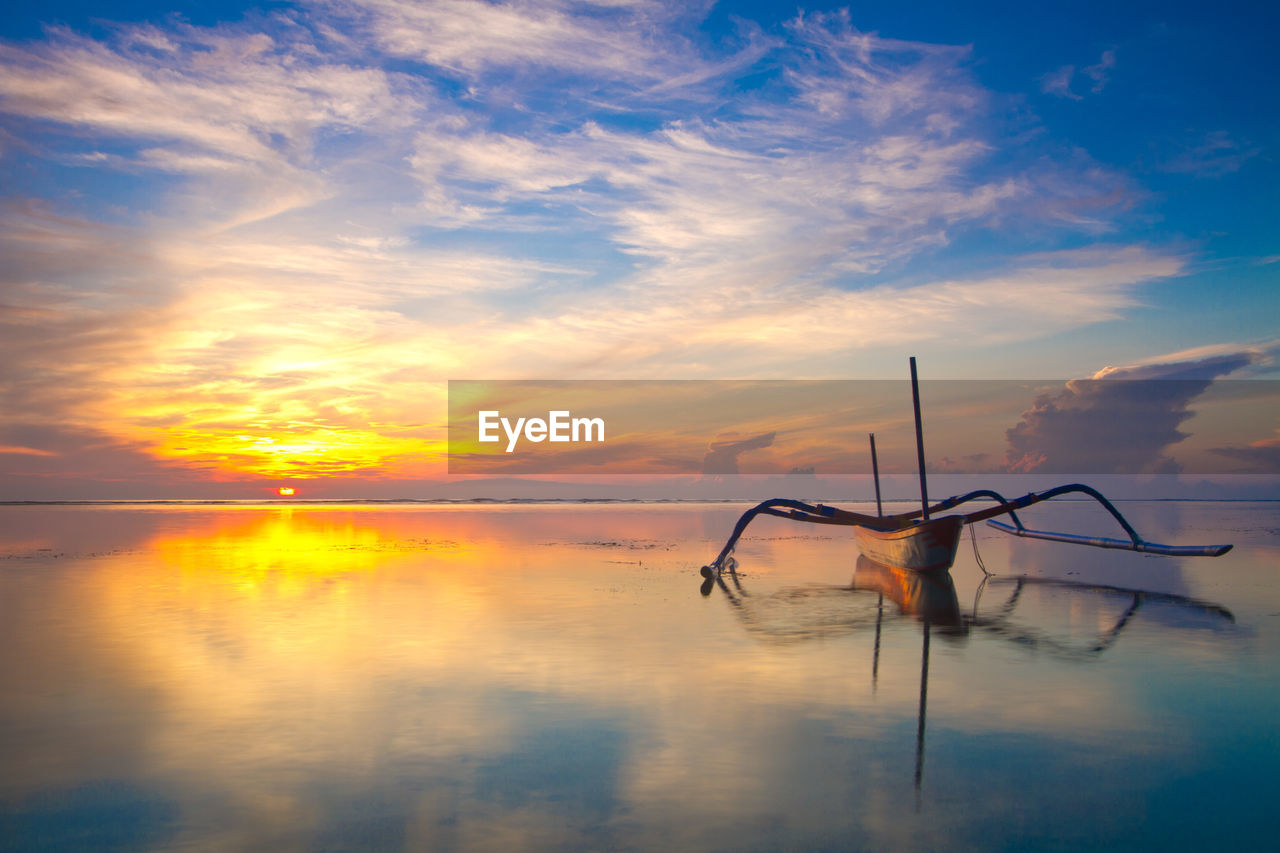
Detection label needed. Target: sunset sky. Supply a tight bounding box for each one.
[1,1,1277,498]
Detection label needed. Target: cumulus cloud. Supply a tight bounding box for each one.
[1004,353,1262,475]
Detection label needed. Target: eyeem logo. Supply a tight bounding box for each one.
[478,410,606,453]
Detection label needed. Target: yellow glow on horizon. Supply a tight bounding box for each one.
[278,487,295,496]
[73,331,455,480]
[140,424,447,479]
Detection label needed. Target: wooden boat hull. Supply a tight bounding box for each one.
[853,515,964,573]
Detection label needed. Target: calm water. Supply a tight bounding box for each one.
[1,502,1277,851]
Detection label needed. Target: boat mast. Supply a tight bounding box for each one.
[869,433,883,517]
[909,356,930,521]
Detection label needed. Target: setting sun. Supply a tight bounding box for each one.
[277,487,295,496]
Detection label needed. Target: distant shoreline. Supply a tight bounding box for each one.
[2,498,1275,507]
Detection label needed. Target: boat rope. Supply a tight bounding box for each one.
[969,522,991,577]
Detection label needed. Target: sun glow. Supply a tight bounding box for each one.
[139,424,447,479]
[278,487,295,496]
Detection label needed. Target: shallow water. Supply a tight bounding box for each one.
[1,502,1277,851]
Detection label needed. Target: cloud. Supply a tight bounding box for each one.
[316,0,699,80]
[0,5,1199,487]
[401,12,1141,291]
[0,421,233,499]
[405,12,1014,268]
[1083,49,1115,93]
[1039,65,1081,100]
[0,28,395,165]
[1040,50,1114,100]
[468,246,1185,378]
[0,201,568,479]
[701,431,774,475]
[783,9,980,124]
[1158,130,1261,177]
[1210,434,1280,474]
[0,20,415,229]
[1004,352,1262,475]
[1093,341,1279,378]
[935,452,993,473]
[0,445,58,457]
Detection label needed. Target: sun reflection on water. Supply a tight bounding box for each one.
[0,503,1274,851]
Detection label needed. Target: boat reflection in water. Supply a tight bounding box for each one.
[703,555,962,803]
[701,554,1236,803]
[967,573,1236,659]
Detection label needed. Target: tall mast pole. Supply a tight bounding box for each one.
[909,356,930,521]
[869,433,883,517]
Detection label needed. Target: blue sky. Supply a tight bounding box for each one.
[0,1,1276,494]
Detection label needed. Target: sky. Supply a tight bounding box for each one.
[0,0,1277,498]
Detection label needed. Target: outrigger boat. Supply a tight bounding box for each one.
[701,357,1233,579]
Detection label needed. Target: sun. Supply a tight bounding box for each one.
[277,487,296,496]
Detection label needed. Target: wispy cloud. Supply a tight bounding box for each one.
[448,245,1181,380]
[317,0,679,78]
[1158,130,1261,177]
[1040,49,1114,100]
[0,19,416,230]
[1211,433,1280,474]
[0,4,1201,485]
[1083,49,1115,93]
[0,444,58,457]
[1096,340,1280,377]
[1039,65,1081,100]
[0,26,398,166]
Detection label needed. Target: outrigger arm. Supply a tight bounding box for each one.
[966,482,1232,557]
[700,483,1232,579]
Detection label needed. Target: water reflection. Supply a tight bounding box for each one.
[702,546,1240,809]
[0,504,1274,851]
[700,554,962,636]
[970,575,1235,659]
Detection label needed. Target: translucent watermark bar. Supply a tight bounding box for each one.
[446,379,1279,476]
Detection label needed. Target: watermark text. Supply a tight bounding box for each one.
[478,410,605,452]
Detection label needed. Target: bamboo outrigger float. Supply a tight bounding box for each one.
[700,358,1233,579]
